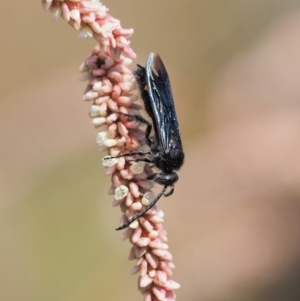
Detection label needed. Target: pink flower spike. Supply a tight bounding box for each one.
[41,1,180,300]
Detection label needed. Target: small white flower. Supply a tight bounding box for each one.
[130,162,145,175]
[148,230,159,239]
[84,91,98,101]
[114,185,129,200]
[88,0,105,11]
[141,191,155,206]
[79,25,93,39]
[131,202,142,211]
[52,7,61,20]
[90,105,100,117]
[129,219,139,229]
[100,22,118,38]
[157,209,164,218]
[96,131,109,146]
[70,9,80,22]
[92,82,103,91]
[103,139,117,147]
[92,117,106,126]
[102,156,118,167]
[162,243,169,250]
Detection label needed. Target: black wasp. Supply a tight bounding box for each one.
[109,53,184,230]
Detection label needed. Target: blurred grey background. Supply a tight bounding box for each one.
[1,1,300,300]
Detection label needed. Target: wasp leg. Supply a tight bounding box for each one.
[115,186,168,230]
[164,186,174,197]
[103,151,151,159]
[127,158,152,164]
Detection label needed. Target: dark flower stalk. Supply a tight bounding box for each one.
[41,1,180,300]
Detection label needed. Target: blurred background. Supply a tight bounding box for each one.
[1,1,300,300]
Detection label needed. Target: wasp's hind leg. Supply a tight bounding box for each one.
[115,185,168,230]
[103,151,151,160]
[127,158,153,164]
[164,186,174,197]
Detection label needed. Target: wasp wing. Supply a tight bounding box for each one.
[145,53,182,152]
